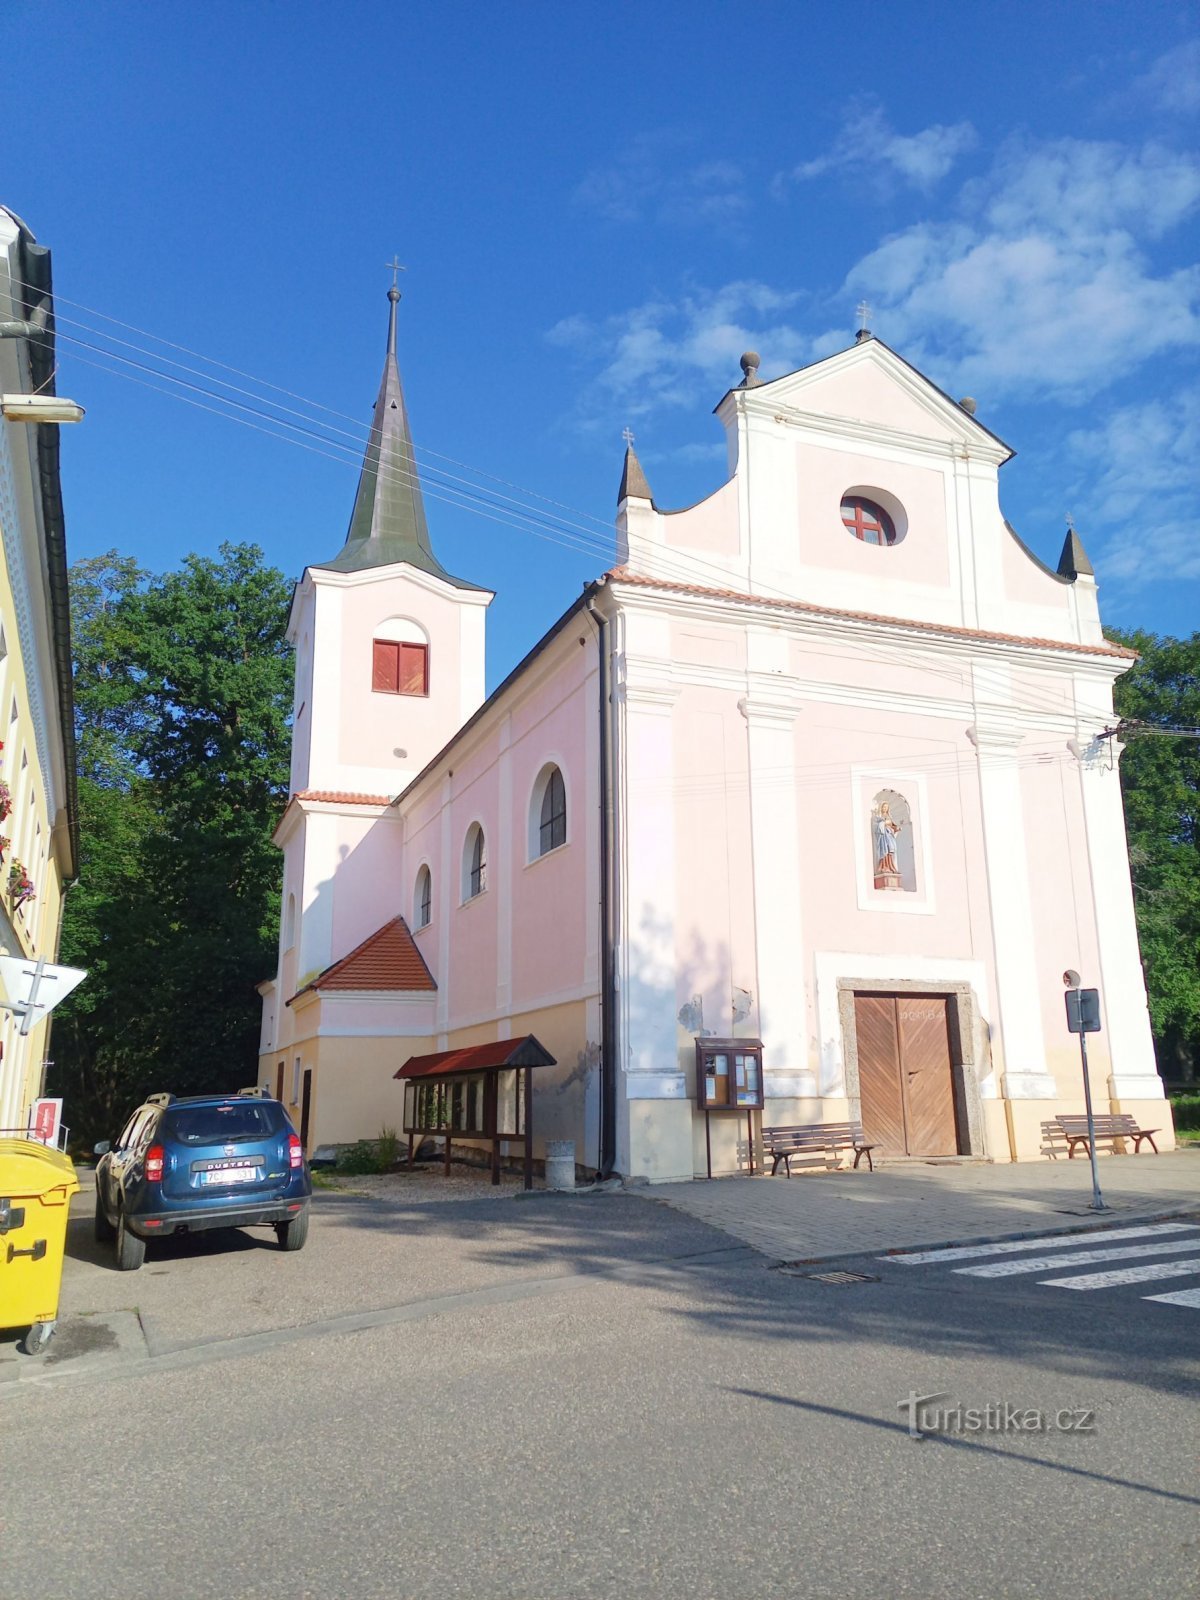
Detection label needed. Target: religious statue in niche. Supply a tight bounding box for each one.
[871,789,917,892]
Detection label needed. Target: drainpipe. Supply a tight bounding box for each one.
[586,589,617,1178]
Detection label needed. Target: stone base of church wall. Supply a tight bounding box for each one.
[981,1100,1015,1162]
[308,1033,435,1148]
[626,1098,695,1184]
[1110,1100,1176,1153]
[1000,1093,1176,1160]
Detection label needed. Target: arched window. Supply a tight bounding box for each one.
[414,865,432,929]
[462,824,487,901]
[841,495,897,546]
[532,765,567,857]
[284,893,297,949]
[372,617,429,696]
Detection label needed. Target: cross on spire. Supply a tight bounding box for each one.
[622,426,635,447]
[1066,512,1075,531]
[386,255,406,292]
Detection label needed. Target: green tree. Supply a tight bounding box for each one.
[1107,629,1200,1082]
[52,544,293,1142]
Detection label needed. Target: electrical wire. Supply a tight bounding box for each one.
[27,276,1130,730]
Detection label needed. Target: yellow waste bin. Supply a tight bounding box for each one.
[0,1137,80,1355]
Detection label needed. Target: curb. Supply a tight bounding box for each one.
[773,1203,1200,1269]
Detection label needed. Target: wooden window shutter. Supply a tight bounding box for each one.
[398,642,428,695]
[372,640,400,693]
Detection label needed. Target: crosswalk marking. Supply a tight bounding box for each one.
[881,1222,1198,1267]
[1144,1287,1200,1309]
[957,1238,1200,1278]
[1040,1258,1200,1290]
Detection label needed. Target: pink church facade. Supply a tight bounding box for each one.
[257,305,1172,1180]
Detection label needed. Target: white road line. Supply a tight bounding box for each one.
[1040,1258,1200,1290]
[1144,1287,1200,1310]
[880,1222,1198,1266]
[957,1238,1200,1279]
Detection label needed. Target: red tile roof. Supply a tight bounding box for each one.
[605,568,1139,660]
[289,916,436,1003]
[395,1035,557,1079]
[295,789,394,805]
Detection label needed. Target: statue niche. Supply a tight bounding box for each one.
[871,789,917,893]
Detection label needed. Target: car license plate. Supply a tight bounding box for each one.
[201,1165,258,1185]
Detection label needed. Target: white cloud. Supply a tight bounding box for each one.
[1066,388,1200,585]
[547,281,811,423]
[573,135,750,225]
[778,103,977,193]
[848,137,1200,400]
[1133,40,1200,116]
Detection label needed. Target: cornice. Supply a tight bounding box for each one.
[608,576,1132,677]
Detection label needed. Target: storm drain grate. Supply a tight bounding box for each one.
[779,1268,879,1284]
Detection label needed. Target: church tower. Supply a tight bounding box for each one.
[268,286,492,1023]
[288,283,492,801]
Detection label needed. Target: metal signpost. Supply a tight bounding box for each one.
[1063,970,1105,1212]
[0,955,87,1036]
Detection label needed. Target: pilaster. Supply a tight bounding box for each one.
[618,677,685,1100]
[966,717,1055,1099]
[739,687,812,1098]
[1071,722,1163,1100]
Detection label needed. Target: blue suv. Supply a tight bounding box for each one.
[94,1091,312,1271]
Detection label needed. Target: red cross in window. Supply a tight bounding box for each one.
[841,497,894,545]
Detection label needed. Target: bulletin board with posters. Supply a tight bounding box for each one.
[695,1039,764,1178]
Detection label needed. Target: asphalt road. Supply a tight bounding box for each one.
[2,1194,1198,1600]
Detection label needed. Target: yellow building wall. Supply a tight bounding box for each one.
[0,535,71,1135]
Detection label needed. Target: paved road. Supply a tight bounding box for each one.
[2,1192,1198,1600]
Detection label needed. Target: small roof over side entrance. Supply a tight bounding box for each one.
[395,1035,556,1080]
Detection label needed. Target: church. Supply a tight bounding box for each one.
[256,286,1173,1181]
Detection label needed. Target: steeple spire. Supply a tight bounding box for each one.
[316,281,476,587]
[1057,517,1095,579]
[617,430,653,504]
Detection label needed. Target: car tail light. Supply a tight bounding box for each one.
[145,1144,165,1182]
[288,1134,303,1170]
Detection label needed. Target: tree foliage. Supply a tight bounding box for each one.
[52,545,292,1142]
[1107,628,1200,1080]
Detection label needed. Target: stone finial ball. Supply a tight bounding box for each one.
[741,351,761,374]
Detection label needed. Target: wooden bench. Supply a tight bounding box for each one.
[1040,1114,1160,1160]
[761,1121,877,1176]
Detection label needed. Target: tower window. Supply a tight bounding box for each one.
[841,495,897,546]
[372,639,429,696]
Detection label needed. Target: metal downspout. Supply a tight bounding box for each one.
[587,591,618,1178]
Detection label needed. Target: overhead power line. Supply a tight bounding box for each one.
[17,272,1130,732]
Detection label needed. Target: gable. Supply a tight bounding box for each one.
[742,340,1011,461]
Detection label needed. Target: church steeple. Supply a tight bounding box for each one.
[316,285,476,587]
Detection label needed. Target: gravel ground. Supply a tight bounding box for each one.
[316,1161,538,1201]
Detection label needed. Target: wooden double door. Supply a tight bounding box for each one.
[854,993,960,1157]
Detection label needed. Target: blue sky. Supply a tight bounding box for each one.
[6,2,1198,687]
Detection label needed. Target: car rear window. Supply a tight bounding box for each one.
[163,1103,283,1145]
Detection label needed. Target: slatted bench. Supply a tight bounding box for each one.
[762,1121,877,1176]
[1040,1114,1160,1160]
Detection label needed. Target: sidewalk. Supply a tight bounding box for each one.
[645,1149,1200,1262]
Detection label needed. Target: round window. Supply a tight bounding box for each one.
[841,495,897,546]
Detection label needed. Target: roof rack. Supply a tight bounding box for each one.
[145,1093,175,1108]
